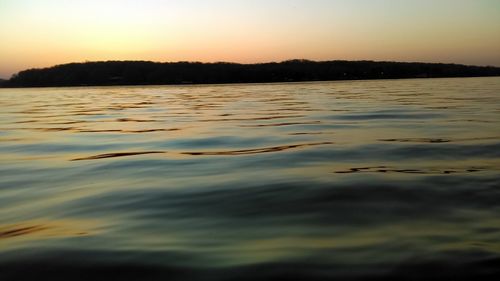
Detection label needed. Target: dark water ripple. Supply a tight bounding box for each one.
[0,225,50,239]
[71,151,166,161]
[1,78,500,280]
[182,142,333,156]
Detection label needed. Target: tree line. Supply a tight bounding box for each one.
[2,60,500,87]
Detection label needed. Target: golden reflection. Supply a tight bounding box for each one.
[71,151,166,161]
[0,219,99,244]
[182,142,333,156]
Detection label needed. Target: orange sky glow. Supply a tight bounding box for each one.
[1,0,499,78]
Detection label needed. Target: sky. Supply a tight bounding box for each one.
[0,0,499,78]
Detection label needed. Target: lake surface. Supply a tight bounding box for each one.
[1,77,500,280]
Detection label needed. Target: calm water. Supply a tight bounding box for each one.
[1,77,500,280]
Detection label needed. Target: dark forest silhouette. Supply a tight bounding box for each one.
[2,60,500,87]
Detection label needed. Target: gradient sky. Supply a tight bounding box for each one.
[1,0,499,78]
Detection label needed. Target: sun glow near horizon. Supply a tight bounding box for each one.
[1,0,500,78]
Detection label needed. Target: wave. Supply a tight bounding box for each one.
[182,142,333,156]
[71,151,166,161]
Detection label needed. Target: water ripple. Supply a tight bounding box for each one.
[333,166,497,174]
[182,142,333,156]
[71,151,166,161]
[1,78,500,280]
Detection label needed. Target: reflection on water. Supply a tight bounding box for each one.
[333,165,495,174]
[181,142,333,156]
[0,219,96,241]
[1,78,500,280]
[71,151,166,161]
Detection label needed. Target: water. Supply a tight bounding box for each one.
[1,77,500,280]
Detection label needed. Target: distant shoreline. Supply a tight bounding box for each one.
[2,60,500,88]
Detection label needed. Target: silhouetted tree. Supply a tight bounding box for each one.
[3,60,500,87]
